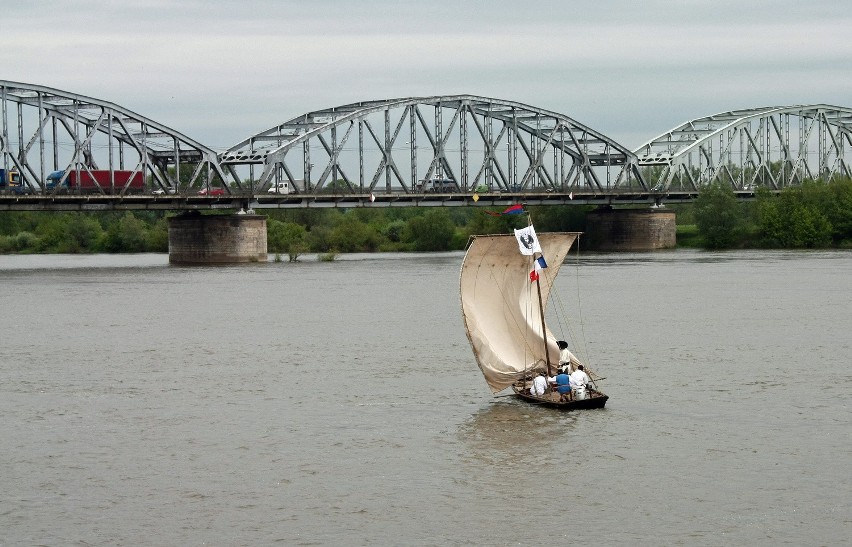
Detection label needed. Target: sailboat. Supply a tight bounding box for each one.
[459,224,608,410]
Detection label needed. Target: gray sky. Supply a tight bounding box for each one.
[3,0,849,151]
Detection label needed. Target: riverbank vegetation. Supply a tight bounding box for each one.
[689,177,852,249]
[1,178,850,254]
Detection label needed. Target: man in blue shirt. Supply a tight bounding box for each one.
[554,367,572,402]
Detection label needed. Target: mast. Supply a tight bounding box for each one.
[526,212,551,377]
[534,252,551,377]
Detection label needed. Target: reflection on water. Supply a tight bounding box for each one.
[458,400,580,467]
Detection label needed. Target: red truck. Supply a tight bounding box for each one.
[46,170,145,194]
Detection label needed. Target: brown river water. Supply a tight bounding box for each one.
[1,249,850,545]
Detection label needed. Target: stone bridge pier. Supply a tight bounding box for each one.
[168,212,267,264]
[166,207,675,264]
[585,207,676,251]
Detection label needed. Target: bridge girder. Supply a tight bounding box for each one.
[221,95,647,195]
[0,81,233,196]
[634,104,852,192]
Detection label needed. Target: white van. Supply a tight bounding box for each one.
[268,182,292,194]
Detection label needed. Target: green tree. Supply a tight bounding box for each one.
[824,178,852,244]
[2,231,40,252]
[306,225,334,252]
[757,186,832,248]
[102,212,148,252]
[693,183,745,249]
[267,219,308,260]
[146,216,169,252]
[403,209,456,251]
[463,208,525,238]
[382,219,406,243]
[530,205,591,232]
[328,214,382,252]
[35,213,105,253]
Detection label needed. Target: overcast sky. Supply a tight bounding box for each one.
[3,0,849,152]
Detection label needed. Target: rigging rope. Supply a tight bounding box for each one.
[545,234,600,382]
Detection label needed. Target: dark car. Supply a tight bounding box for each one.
[8,183,35,195]
[420,178,460,193]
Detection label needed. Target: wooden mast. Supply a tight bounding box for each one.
[534,254,551,378]
[526,213,551,378]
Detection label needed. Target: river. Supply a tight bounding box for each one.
[0,249,849,545]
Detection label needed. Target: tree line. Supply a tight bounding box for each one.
[687,177,852,249]
[1,177,850,255]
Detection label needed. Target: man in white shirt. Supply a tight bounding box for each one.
[530,373,548,396]
[569,364,592,400]
[557,340,576,372]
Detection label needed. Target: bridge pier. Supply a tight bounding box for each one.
[585,207,676,251]
[168,212,267,264]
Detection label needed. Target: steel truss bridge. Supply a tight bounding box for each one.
[0,80,848,211]
[635,105,852,192]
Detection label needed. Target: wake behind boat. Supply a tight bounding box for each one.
[459,225,608,410]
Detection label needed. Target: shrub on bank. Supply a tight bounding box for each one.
[675,224,702,248]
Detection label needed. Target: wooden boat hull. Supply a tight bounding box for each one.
[511,384,609,410]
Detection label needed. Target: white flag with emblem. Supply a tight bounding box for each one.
[514,225,542,256]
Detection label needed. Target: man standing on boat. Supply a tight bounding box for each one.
[569,365,592,400]
[557,340,577,372]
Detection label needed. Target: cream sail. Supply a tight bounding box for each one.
[460,230,608,409]
[460,232,577,392]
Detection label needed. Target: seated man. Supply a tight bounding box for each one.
[554,369,572,401]
[530,373,548,396]
[569,364,592,400]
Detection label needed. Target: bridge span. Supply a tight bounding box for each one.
[0,83,654,211]
[2,81,847,213]
[635,105,852,192]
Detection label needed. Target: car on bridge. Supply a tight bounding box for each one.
[197,187,226,196]
[10,183,36,195]
[268,182,293,194]
[419,177,460,193]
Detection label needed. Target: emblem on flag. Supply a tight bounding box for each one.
[514,225,542,256]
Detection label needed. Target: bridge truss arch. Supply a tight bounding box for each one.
[221,95,646,197]
[0,81,232,196]
[634,105,852,193]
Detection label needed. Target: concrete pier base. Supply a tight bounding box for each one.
[168,212,267,264]
[585,207,676,251]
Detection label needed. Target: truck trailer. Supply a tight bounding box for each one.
[46,170,145,194]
